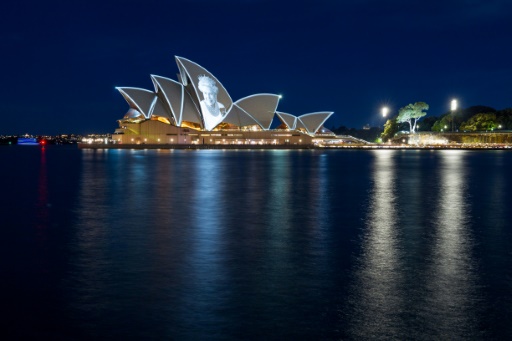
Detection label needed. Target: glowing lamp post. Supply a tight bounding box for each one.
[451,99,457,132]
[382,106,389,118]
[381,107,389,138]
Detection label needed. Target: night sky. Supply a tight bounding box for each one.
[2,0,511,135]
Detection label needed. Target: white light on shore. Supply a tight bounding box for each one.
[382,106,389,117]
[451,99,457,111]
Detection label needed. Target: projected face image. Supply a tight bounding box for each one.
[202,87,217,107]
[198,75,226,130]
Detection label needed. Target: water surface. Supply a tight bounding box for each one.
[1,146,511,339]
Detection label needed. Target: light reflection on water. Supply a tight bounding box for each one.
[347,150,404,339]
[184,151,228,331]
[3,147,512,339]
[423,150,479,338]
[346,150,481,340]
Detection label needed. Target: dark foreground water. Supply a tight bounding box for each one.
[1,146,512,340]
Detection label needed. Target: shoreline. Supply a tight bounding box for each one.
[77,143,512,151]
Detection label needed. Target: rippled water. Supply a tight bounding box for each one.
[1,146,511,339]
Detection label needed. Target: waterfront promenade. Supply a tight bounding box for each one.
[76,131,512,151]
[78,142,512,151]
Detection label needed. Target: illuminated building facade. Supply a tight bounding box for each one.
[114,56,337,146]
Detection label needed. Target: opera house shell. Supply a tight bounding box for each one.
[113,56,338,146]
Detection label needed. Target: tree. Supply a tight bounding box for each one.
[381,117,399,142]
[433,105,496,132]
[397,102,428,133]
[460,113,498,131]
[431,116,452,132]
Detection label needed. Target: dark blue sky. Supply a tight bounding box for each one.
[2,0,511,135]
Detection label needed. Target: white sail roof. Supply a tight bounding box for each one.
[275,111,297,130]
[235,94,280,130]
[175,56,233,121]
[223,104,261,127]
[151,75,184,125]
[116,87,156,119]
[117,57,335,133]
[297,112,334,134]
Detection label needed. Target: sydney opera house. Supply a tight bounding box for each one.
[112,56,348,146]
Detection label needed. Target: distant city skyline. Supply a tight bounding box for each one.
[2,0,511,135]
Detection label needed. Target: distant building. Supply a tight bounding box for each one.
[113,56,355,146]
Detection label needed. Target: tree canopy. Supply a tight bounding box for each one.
[432,105,497,132]
[333,105,512,144]
[381,117,399,142]
[397,102,428,133]
[460,113,498,132]
[431,116,452,132]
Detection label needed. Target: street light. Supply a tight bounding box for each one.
[382,106,389,118]
[451,99,457,132]
[381,107,389,134]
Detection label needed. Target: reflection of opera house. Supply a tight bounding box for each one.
[113,56,350,146]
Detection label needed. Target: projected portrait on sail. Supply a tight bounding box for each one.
[197,75,226,130]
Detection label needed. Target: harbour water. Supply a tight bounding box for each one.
[1,146,511,339]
